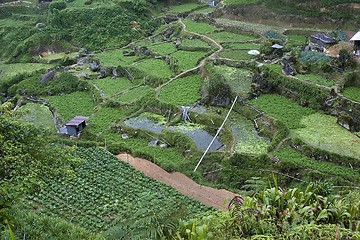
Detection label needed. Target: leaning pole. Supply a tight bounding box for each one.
[194,96,238,172]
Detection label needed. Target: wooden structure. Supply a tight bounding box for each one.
[65,116,88,136]
[350,31,360,56]
[310,33,336,52]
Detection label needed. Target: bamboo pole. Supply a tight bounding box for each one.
[194,96,238,172]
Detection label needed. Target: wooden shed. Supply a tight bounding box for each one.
[65,116,88,136]
[350,31,360,56]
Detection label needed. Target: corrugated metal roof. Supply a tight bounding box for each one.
[350,31,360,41]
[272,44,284,49]
[310,33,336,44]
[66,116,88,126]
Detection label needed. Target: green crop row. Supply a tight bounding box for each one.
[27,147,209,232]
[249,94,316,129]
[275,147,360,184]
[159,75,203,106]
[206,31,257,43]
[183,19,219,34]
[343,86,360,102]
[90,77,134,97]
[46,91,96,121]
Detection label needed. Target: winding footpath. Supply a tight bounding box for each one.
[155,18,224,97]
[117,153,236,210]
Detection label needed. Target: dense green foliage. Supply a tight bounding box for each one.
[249,94,316,129]
[46,91,95,121]
[28,147,208,233]
[159,75,203,106]
[343,87,360,102]
[182,182,360,239]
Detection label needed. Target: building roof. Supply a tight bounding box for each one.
[272,44,284,49]
[350,31,360,41]
[310,33,336,44]
[66,116,88,126]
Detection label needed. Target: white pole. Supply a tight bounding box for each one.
[194,96,238,172]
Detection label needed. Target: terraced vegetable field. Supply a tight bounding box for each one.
[28,148,208,232]
[159,75,203,106]
[46,91,95,121]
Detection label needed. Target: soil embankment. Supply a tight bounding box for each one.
[117,153,236,209]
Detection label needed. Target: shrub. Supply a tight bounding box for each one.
[49,1,67,13]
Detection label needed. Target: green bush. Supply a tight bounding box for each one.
[49,1,67,13]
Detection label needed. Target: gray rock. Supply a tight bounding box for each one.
[40,70,55,85]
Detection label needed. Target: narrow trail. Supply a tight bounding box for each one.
[155,18,224,97]
[117,153,236,210]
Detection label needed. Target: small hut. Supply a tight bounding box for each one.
[350,31,360,56]
[65,116,88,136]
[310,33,336,52]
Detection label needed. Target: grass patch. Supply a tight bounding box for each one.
[249,94,316,129]
[275,147,360,182]
[183,19,219,34]
[170,50,208,72]
[96,49,139,67]
[181,38,210,48]
[294,113,360,159]
[16,103,56,132]
[224,0,264,6]
[90,77,133,97]
[222,43,260,50]
[38,52,78,64]
[46,91,95,121]
[343,87,360,102]
[0,63,50,83]
[296,74,335,87]
[168,3,203,13]
[219,49,254,61]
[206,31,257,43]
[149,42,177,55]
[159,75,203,106]
[211,65,252,96]
[285,34,307,48]
[192,6,214,14]
[115,85,153,103]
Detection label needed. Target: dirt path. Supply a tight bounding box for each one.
[155,19,224,97]
[117,153,236,210]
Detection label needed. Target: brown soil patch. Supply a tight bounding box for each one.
[116,153,236,210]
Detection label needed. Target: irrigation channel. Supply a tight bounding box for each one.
[117,153,237,209]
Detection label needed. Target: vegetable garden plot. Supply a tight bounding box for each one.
[131,59,174,80]
[159,75,203,106]
[205,31,257,43]
[249,94,316,129]
[183,19,219,34]
[168,3,204,13]
[294,113,360,159]
[219,49,255,61]
[295,74,335,87]
[149,42,177,55]
[170,51,208,72]
[96,49,139,67]
[210,65,253,96]
[343,87,360,102]
[90,77,134,97]
[275,147,360,184]
[28,147,209,232]
[114,85,153,103]
[46,91,95,121]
